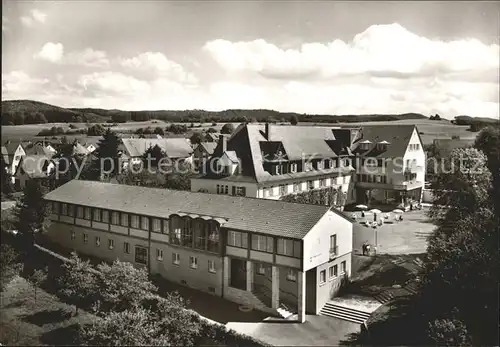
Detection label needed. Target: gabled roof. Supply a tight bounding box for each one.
[350,125,418,158]
[15,155,53,179]
[197,142,218,155]
[24,143,55,157]
[73,142,90,156]
[121,138,192,158]
[44,180,337,239]
[3,141,23,155]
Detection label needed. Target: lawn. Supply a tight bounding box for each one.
[0,276,94,346]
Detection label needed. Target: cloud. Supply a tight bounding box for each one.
[20,9,47,27]
[119,52,198,83]
[34,43,109,67]
[203,23,499,82]
[77,71,151,97]
[66,48,110,68]
[34,42,64,63]
[2,70,50,98]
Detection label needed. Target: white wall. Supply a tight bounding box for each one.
[403,128,427,184]
[190,178,259,197]
[302,210,353,272]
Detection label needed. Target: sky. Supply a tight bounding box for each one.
[2,1,500,119]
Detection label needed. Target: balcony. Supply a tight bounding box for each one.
[356,180,423,191]
[329,246,338,260]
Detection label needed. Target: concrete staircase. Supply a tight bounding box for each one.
[277,303,295,319]
[373,290,395,304]
[319,302,372,324]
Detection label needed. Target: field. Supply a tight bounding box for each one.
[2,118,476,145]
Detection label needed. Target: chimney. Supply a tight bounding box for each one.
[265,123,271,140]
[220,135,227,152]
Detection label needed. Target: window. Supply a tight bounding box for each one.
[131,215,139,229]
[83,233,88,244]
[152,218,161,232]
[124,242,130,254]
[235,187,246,196]
[61,203,68,215]
[189,256,198,269]
[406,159,410,167]
[95,236,100,246]
[182,218,193,246]
[227,230,248,248]
[208,260,216,273]
[329,266,334,278]
[279,184,286,195]
[207,223,219,252]
[268,186,274,196]
[93,208,101,222]
[286,268,297,282]
[277,238,301,258]
[52,201,60,214]
[257,263,266,275]
[341,261,346,273]
[156,249,163,261]
[170,223,182,245]
[343,175,349,184]
[334,265,338,277]
[251,234,273,253]
[102,210,109,223]
[217,185,229,194]
[112,211,119,225]
[308,180,314,190]
[320,270,326,284]
[71,231,75,240]
[330,235,337,254]
[84,207,91,220]
[290,163,297,172]
[108,239,114,250]
[135,246,147,265]
[162,219,169,234]
[194,221,206,250]
[141,216,149,231]
[121,213,129,227]
[293,183,299,192]
[172,252,180,265]
[319,178,326,187]
[68,205,74,217]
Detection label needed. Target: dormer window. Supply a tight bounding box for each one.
[290,163,297,173]
[359,140,372,150]
[377,140,390,150]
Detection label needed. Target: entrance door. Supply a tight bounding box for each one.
[230,258,247,290]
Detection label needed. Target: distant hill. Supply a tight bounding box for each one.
[2,99,429,125]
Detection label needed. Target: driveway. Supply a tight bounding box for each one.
[351,208,434,255]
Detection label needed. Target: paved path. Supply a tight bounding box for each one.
[227,315,360,346]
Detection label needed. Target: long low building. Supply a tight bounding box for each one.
[43,180,354,322]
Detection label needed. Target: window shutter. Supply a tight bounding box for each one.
[232,186,236,195]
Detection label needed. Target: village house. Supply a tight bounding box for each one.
[14,154,56,190]
[192,142,218,169]
[190,124,426,208]
[119,138,193,168]
[44,180,354,322]
[2,141,26,182]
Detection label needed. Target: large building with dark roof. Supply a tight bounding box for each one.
[44,180,354,322]
[191,123,426,207]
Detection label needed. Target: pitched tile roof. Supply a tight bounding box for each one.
[16,155,53,178]
[121,138,192,158]
[349,125,418,158]
[3,141,22,155]
[198,142,218,155]
[44,180,338,239]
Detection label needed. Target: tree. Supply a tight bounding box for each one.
[220,123,234,134]
[96,260,157,312]
[59,252,98,315]
[142,145,166,169]
[154,127,164,135]
[27,267,48,305]
[474,126,500,213]
[87,124,106,136]
[189,132,203,145]
[88,129,121,180]
[1,155,13,197]
[206,127,218,133]
[422,146,499,345]
[290,115,298,125]
[0,243,23,292]
[79,307,171,346]
[15,180,51,246]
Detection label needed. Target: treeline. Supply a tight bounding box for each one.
[452,115,500,132]
[3,100,429,125]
